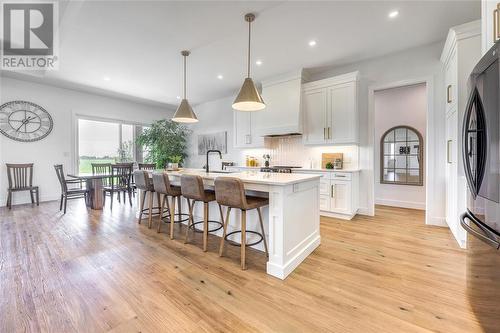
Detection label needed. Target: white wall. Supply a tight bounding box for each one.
[308,41,445,225]
[374,83,427,210]
[0,77,174,206]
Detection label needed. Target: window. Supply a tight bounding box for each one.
[380,126,423,186]
[77,118,149,173]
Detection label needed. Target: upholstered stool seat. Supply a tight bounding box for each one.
[214,177,269,270]
[152,172,189,238]
[181,174,223,252]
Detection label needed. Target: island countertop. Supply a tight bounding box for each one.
[162,168,321,186]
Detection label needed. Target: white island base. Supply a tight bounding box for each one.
[139,170,321,280]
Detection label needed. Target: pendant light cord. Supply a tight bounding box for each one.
[183,55,187,99]
[247,18,251,78]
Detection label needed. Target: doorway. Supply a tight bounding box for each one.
[374,83,427,210]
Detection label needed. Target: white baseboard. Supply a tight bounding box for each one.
[266,234,321,280]
[375,198,425,210]
[0,194,60,207]
[357,206,374,216]
[426,216,447,227]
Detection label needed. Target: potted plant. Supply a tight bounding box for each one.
[168,155,182,170]
[136,120,190,169]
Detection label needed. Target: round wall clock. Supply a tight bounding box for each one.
[0,101,53,142]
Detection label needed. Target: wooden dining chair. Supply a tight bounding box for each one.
[54,165,88,214]
[103,164,133,209]
[91,163,112,186]
[6,163,39,209]
[138,163,156,171]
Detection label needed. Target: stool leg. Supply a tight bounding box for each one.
[203,202,208,252]
[138,190,146,224]
[241,209,247,270]
[169,196,175,239]
[157,193,165,233]
[177,196,182,222]
[219,206,231,257]
[184,199,193,243]
[147,192,153,229]
[257,207,269,258]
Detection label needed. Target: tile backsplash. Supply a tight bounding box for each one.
[238,135,359,170]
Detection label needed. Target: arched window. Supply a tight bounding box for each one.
[380,126,423,186]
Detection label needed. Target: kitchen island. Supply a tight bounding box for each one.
[141,169,321,280]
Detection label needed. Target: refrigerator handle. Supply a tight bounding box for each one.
[460,212,500,249]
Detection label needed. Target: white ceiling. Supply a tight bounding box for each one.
[3,1,480,108]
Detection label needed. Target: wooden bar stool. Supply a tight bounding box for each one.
[152,172,189,238]
[134,170,160,229]
[181,174,223,252]
[214,177,269,270]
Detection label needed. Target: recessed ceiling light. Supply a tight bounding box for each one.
[103,76,111,81]
[388,10,399,18]
[256,60,263,66]
[308,40,317,47]
[217,74,223,80]
[176,96,181,100]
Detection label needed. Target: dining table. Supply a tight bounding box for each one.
[67,173,115,209]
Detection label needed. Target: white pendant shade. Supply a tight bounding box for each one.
[172,50,198,123]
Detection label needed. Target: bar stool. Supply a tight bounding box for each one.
[134,170,161,229]
[214,177,269,270]
[181,174,223,252]
[152,172,189,238]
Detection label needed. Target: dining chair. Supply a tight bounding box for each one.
[6,163,39,209]
[91,163,112,186]
[103,164,133,209]
[54,165,88,214]
[138,163,156,171]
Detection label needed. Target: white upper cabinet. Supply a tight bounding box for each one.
[234,111,263,148]
[302,88,328,144]
[482,0,499,55]
[328,82,357,143]
[302,71,359,145]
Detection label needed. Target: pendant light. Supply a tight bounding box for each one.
[172,50,198,123]
[232,13,266,112]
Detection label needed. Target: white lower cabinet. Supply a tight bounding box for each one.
[295,170,359,220]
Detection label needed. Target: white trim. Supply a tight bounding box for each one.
[320,210,357,220]
[368,76,433,224]
[375,199,425,210]
[302,71,359,90]
[428,216,448,227]
[266,234,320,280]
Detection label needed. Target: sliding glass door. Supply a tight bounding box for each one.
[77,118,148,173]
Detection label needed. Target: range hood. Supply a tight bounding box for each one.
[255,69,306,137]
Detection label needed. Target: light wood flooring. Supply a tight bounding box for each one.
[0,200,488,332]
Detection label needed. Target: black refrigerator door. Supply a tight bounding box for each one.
[463,86,487,198]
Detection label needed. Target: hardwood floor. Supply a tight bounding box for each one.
[0,201,487,332]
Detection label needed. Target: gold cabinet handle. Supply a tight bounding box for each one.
[331,184,335,198]
[323,127,326,140]
[447,85,452,104]
[328,127,331,139]
[447,140,452,164]
[495,4,500,43]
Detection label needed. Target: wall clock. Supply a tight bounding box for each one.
[0,101,53,142]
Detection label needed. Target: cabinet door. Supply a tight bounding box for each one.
[330,180,352,214]
[444,49,457,114]
[482,1,499,55]
[234,111,253,148]
[320,195,331,211]
[328,82,357,143]
[303,88,327,144]
[445,110,458,228]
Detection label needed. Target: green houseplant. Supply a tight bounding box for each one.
[136,120,190,169]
